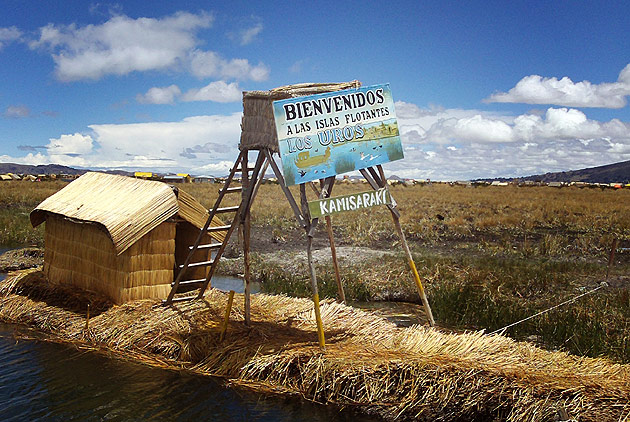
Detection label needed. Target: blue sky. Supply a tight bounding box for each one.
[1,1,629,180]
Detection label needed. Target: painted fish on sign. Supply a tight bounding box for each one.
[308,188,392,218]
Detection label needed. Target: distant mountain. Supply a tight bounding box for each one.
[520,160,630,184]
[0,163,132,177]
[0,163,85,175]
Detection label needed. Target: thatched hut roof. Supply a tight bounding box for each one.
[30,172,223,255]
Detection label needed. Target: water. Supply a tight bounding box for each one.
[0,324,371,422]
[211,275,260,294]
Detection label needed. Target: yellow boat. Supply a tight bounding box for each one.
[295,146,331,168]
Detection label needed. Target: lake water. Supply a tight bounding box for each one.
[0,321,375,422]
[212,275,260,294]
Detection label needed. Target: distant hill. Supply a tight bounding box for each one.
[0,163,132,177]
[0,163,84,175]
[519,160,630,184]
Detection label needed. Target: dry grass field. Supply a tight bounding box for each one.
[1,179,629,362]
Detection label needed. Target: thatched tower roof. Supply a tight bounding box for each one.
[31,172,222,255]
[239,81,361,152]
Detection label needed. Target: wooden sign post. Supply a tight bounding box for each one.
[165,81,435,351]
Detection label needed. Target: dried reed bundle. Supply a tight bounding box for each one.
[43,215,174,303]
[31,172,225,254]
[31,172,179,254]
[1,269,628,422]
[239,81,362,151]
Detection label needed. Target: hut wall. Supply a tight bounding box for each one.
[43,215,174,304]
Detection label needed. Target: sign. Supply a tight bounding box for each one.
[272,84,403,186]
[308,188,392,218]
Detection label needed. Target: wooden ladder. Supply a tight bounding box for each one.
[163,149,266,305]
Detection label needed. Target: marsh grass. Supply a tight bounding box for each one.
[0,180,67,246]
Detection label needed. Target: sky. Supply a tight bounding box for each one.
[1,0,630,181]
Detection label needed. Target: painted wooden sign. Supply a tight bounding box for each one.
[272,84,403,186]
[308,188,392,218]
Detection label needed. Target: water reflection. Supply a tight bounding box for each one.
[211,275,260,294]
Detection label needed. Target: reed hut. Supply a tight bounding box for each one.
[30,172,225,304]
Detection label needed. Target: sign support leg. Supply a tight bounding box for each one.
[325,214,345,303]
[391,212,435,326]
[307,235,326,349]
[311,180,345,303]
[361,166,435,327]
[240,151,252,326]
[300,183,326,350]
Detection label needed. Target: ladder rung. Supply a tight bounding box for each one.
[190,242,222,250]
[215,206,240,213]
[234,166,256,173]
[208,225,231,232]
[223,186,242,193]
[172,278,205,287]
[180,260,214,269]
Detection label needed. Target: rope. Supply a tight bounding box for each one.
[488,283,606,336]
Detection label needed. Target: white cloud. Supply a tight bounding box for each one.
[388,101,630,180]
[47,133,93,155]
[28,11,270,82]
[196,160,235,175]
[30,12,213,81]
[190,50,269,81]
[452,115,514,143]
[289,60,305,74]
[137,81,242,104]
[181,81,241,103]
[88,113,242,171]
[1,113,243,173]
[136,85,182,104]
[0,26,22,49]
[0,152,49,166]
[486,64,630,108]
[238,22,263,45]
[3,105,30,118]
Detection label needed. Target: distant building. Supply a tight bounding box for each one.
[176,173,192,183]
[134,172,153,179]
[163,174,188,183]
[193,175,216,184]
